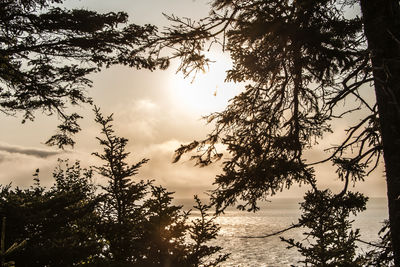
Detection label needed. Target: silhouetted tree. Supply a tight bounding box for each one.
[167,0,370,210]
[92,107,228,266]
[138,186,189,267]
[359,1,400,263]
[281,189,367,266]
[0,106,229,266]
[161,0,399,263]
[186,196,229,267]
[364,220,395,266]
[0,0,168,148]
[138,189,229,267]
[0,217,26,267]
[92,106,149,264]
[0,161,102,267]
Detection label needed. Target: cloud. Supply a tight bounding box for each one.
[0,152,54,188]
[0,142,71,188]
[129,139,223,198]
[0,142,61,159]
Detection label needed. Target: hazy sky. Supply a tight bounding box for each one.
[0,0,387,199]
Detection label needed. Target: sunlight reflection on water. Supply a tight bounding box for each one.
[181,198,388,267]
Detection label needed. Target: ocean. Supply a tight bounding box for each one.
[178,198,388,267]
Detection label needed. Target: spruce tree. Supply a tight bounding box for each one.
[92,107,228,266]
[186,196,229,267]
[0,106,229,266]
[364,220,395,266]
[138,186,189,267]
[359,1,400,262]
[92,106,149,264]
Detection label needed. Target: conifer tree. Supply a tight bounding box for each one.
[0,107,229,266]
[137,189,229,267]
[364,220,395,267]
[359,1,400,262]
[161,0,399,262]
[138,186,189,267]
[92,107,228,266]
[281,189,367,266]
[0,0,167,148]
[186,196,229,267]
[0,161,102,267]
[92,106,149,264]
[0,217,26,267]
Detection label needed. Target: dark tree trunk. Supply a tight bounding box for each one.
[360,0,400,265]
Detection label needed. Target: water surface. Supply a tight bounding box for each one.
[178,197,388,266]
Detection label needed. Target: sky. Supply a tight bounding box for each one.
[0,0,387,200]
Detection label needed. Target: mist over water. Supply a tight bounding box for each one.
[176,198,388,266]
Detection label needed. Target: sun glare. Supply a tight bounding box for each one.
[169,53,241,115]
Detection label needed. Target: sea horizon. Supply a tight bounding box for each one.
[175,197,388,266]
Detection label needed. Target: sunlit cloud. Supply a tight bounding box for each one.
[127,139,223,198]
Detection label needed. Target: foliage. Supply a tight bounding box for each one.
[160,0,399,263]
[92,106,149,263]
[186,196,230,267]
[165,0,378,213]
[281,189,367,266]
[1,217,27,267]
[137,189,229,267]
[91,107,228,266]
[364,220,395,266]
[138,185,189,266]
[0,161,102,267]
[0,109,229,266]
[0,0,168,148]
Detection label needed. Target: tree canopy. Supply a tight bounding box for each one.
[162,0,398,263]
[0,0,168,148]
[167,0,374,213]
[1,0,399,264]
[0,161,102,266]
[0,108,229,266]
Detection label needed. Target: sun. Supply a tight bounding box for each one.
[169,53,241,115]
